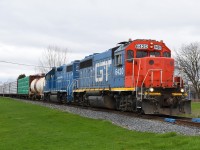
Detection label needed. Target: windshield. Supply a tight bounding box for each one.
[150,51,160,57]
[136,51,148,58]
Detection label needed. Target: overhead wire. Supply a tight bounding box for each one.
[0,60,50,68]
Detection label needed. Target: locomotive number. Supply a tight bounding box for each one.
[115,68,124,76]
[135,44,148,49]
[154,45,162,50]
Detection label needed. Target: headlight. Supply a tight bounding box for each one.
[149,87,154,92]
[180,88,184,93]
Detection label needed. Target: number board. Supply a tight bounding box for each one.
[154,45,162,50]
[135,44,148,49]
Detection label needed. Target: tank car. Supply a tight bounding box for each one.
[30,76,45,100]
[73,39,191,115]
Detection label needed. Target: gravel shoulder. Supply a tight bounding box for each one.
[14,99,200,136]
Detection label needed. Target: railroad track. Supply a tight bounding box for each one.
[64,103,200,128]
[10,97,200,129]
[35,99,200,128]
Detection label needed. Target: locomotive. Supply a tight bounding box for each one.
[44,39,191,115]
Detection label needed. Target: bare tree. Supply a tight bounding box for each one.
[38,45,68,73]
[175,42,200,99]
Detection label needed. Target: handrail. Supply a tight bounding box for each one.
[132,59,135,88]
[136,59,141,99]
[67,79,79,95]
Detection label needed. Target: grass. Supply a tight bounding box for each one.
[180,102,200,118]
[0,97,200,150]
[191,102,200,117]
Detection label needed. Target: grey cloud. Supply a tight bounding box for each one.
[0,0,200,81]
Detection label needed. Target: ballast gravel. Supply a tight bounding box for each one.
[16,99,200,136]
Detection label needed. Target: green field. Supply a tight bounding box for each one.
[0,97,200,150]
[190,102,200,117]
[180,102,200,118]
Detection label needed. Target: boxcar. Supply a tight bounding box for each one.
[0,81,17,97]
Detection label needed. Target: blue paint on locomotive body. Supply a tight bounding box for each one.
[78,55,94,88]
[78,46,125,89]
[112,45,125,88]
[66,60,80,101]
[44,60,80,102]
[44,67,56,92]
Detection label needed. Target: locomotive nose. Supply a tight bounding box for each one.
[143,57,174,88]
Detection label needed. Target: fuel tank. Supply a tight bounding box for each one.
[88,95,116,109]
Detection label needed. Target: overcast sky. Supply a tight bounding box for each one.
[0,0,200,82]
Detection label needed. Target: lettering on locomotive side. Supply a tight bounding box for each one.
[95,60,112,82]
[57,76,63,80]
[57,76,63,82]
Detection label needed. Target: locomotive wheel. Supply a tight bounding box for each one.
[62,93,67,104]
[44,93,48,102]
[57,93,63,104]
[47,94,51,102]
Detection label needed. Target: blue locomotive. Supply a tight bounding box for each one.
[44,60,80,103]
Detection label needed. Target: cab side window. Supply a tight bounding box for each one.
[127,50,134,62]
[115,53,122,66]
[46,74,50,80]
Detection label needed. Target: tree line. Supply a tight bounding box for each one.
[176,42,200,99]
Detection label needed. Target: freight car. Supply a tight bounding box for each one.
[44,39,191,115]
[17,74,45,99]
[0,84,3,95]
[0,81,17,97]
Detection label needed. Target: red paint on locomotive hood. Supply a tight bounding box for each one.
[124,39,175,89]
